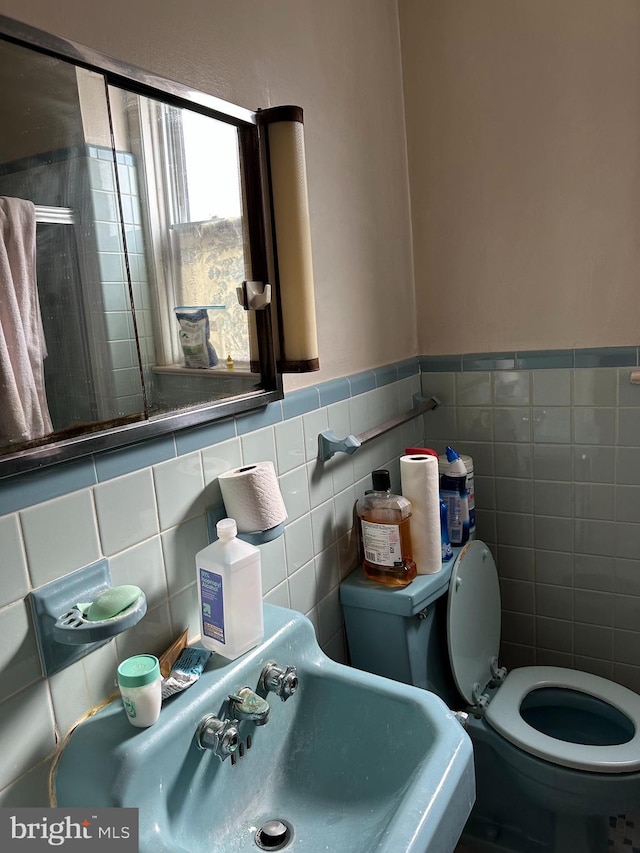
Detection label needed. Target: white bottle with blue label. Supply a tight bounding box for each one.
[196,518,264,660]
[440,446,470,546]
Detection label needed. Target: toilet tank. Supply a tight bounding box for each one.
[339,559,462,708]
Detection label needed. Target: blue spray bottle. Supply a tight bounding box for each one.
[440,446,470,546]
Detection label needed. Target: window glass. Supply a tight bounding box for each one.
[112,89,257,413]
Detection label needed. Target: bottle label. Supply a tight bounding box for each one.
[361,520,403,567]
[441,489,469,546]
[467,471,476,530]
[199,568,225,644]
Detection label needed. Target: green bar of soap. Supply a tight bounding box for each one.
[86,585,143,622]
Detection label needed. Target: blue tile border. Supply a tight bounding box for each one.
[374,365,398,387]
[1,347,636,515]
[95,435,176,481]
[0,144,88,176]
[574,347,638,368]
[420,355,463,372]
[348,370,376,396]
[463,352,516,371]
[282,387,320,419]
[0,144,134,177]
[396,358,420,380]
[0,458,97,516]
[516,350,574,369]
[235,400,283,435]
[318,378,350,407]
[175,417,237,456]
[420,347,640,373]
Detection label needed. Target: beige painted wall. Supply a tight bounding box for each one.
[400,0,640,354]
[6,1,631,367]
[0,0,416,389]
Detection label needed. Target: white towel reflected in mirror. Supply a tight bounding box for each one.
[0,197,53,444]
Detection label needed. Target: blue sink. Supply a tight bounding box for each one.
[54,605,474,852]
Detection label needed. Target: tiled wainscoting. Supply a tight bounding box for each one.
[0,359,424,806]
[2,346,640,809]
[420,347,640,691]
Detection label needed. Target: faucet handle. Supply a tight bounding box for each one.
[228,687,270,725]
[259,661,298,701]
[196,714,239,761]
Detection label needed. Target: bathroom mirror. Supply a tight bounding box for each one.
[0,15,281,477]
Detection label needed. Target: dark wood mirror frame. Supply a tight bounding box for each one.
[0,14,282,479]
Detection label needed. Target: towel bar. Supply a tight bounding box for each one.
[318,393,440,462]
[34,205,75,225]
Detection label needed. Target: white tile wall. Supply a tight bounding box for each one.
[424,365,640,694]
[202,439,243,505]
[0,514,29,607]
[109,538,168,609]
[0,682,56,792]
[274,418,305,474]
[21,491,101,585]
[0,370,422,805]
[16,357,640,812]
[241,427,278,468]
[152,453,206,530]
[161,515,209,596]
[0,601,41,702]
[94,469,158,554]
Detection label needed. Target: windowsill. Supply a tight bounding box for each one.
[151,363,254,379]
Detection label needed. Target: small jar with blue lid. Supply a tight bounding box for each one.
[117,654,162,727]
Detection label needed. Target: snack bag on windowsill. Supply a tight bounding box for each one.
[175,307,219,368]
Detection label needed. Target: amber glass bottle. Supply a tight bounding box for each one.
[356,469,417,587]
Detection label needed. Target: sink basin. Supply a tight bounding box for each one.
[54,605,474,852]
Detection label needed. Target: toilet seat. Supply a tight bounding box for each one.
[485,666,640,773]
[447,541,640,773]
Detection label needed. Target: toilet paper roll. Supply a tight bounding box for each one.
[400,454,442,575]
[219,462,288,534]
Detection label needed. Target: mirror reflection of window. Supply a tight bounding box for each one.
[164,105,251,370]
[113,88,254,406]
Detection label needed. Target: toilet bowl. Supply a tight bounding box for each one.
[340,540,640,853]
[485,665,640,772]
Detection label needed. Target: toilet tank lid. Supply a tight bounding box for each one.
[339,560,455,617]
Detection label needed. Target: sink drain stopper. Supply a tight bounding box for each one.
[255,819,291,850]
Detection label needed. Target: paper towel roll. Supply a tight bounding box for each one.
[218,462,288,534]
[400,454,442,575]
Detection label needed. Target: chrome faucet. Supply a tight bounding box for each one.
[228,687,270,725]
[259,661,298,701]
[196,714,239,761]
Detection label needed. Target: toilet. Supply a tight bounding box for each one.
[340,540,640,853]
